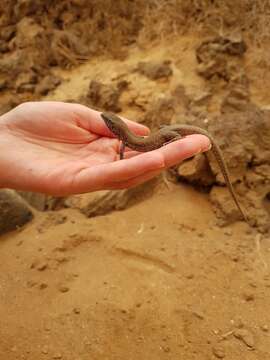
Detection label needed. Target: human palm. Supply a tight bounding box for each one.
[0,102,210,195]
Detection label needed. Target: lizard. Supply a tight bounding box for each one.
[101,112,247,222]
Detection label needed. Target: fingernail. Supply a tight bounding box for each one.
[194,142,211,155]
[201,142,212,152]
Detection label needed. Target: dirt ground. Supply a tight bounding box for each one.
[1,1,270,359]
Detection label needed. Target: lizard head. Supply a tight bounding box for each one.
[101,112,128,138]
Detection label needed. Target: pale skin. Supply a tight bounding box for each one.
[0,101,210,195]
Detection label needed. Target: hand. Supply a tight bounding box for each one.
[0,101,210,195]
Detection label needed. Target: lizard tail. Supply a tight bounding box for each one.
[211,144,248,223]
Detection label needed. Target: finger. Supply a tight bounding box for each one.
[68,103,149,137]
[70,151,165,193]
[106,169,163,189]
[139,134,211,168]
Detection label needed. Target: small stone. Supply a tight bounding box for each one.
[37,262,48,271]
[248,281,257,288]
[26,280,37,288]
[0,79,7,91]
[231,255,239,262]
[242,291,255,302]
[192,310,205,320]
[39,283,48,290]
[0,189,33,235]
[35,75,61,95]
[186,273,194,279]
[224,228,233,236]
[137,60,172,80]
[53,354,62,359]
[197,232,205,238]
[234,328,255,348]
[59,285,69,293]
[41,345,49,354]
[261,324,268,332]
[16,240,24,246]
[212,345,225,358]
[73,307,80,314]
[44,324,51,332]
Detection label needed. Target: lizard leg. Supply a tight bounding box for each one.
[119,141,125,160]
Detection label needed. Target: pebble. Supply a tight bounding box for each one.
[58,285,69,293]
[53,354,62,359]
[39,283,48,290]
[224,228,233,236]
[234,328,255,348]
[242,291,255,302]
[212,345,225,358]
[261,324,269,332]
[37,262,48,271]
[26,280,37,288]
[192,310,205,320]
[73,307,80,314]
[41,345,49,354]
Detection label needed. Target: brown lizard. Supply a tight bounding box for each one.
[101,112,247,222]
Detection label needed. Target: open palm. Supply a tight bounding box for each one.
[0,102,210,195]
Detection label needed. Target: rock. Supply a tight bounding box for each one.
[36,262,48,271]
[223,228,233,236]
[15,70,37,93]
[196,35,247,84]
[261,324,269,332]
[196,35,247,63]
[39,283,48,290]
[64,178,159,217]
[242,291,255,302]
[234,328,255,348]
[0,99,19,116]
[84,80,124,112]
[52,353,62,359]
[197,57,229,80]
[221,85,255,113]
[137,60,172,80]
[0,189,33,235]
[0,79,7,91]
[41,345,49,355]
[191,91,212,107]
[212,345,226,358]
[17,191,62,211]
[58,285,69,293]
[35,74,61,95]
[143,95,176,129]
[1,25,16,42]
[178,154,215,186]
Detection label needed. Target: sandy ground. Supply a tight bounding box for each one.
[1,183,270,360]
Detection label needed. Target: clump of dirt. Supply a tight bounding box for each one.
[82,79,128,112]
[136,60,173,80]
[0,0,144,109]
[0,189,33,235]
